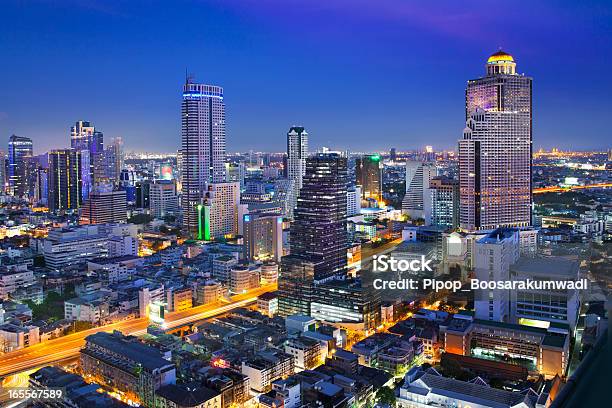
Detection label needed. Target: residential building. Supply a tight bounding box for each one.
[284,337,322,370]
[241,350,294,392]
[257,291,279,317]
[64,296,109,323]
[243,213,283,262]
[199,182,240,240]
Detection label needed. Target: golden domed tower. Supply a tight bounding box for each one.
[486,50,516,75]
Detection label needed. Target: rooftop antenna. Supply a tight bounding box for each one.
[185,68,194,85]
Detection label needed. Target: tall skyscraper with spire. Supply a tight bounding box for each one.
[459,51,532,231]
[278,152,348,316]
[181,77,226,235]
[286,126,308,219]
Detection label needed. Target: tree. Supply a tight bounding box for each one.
[375,386,396,408]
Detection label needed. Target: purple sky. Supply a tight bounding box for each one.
[1,0,611,153]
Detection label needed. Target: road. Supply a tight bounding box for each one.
[0,284,276,378]
[533,182,612,194]
[361,237,403,264]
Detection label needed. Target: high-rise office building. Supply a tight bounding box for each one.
[8,135,33,197]
[355,154,382,203]
[286,126,308,219]
[427,176,459,229]
[70,120,103,152]
[48,149,82,212]
[243,213,283,262]
[0,149,6,194]
[80,190,127,225]
[181,79,226,235]
[150,180,179,218]
[459,51,532,231]
[70,120,104,198]
[402,161,436,220]
[278,153,348,316]
[103,137,123,185]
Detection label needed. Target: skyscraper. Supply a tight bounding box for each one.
[150,180,179,218]
[355,154,382,203]
[48,149,82,212]
[70,120,104,199]
[8,134,33,197]
[181,79,226,235]
[278,153,348,316]
[402,161,436,220]
[103,137,123,185]
[286,126,308,219]
[459,51,532,231]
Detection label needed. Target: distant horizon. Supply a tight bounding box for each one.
[2,1,611,154]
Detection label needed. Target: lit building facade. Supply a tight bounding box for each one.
[8,134,33,197]
[48,148,82,212]
[355,154,382,202]
[181,79,226,235]
[278,153,348,317]
[427,176,459,229]
[402,161,436,220]
[286,126,308,219]
[150,180,179,218]
[243,213,283,262]
[80,190,127,224]
[459,51,532,231]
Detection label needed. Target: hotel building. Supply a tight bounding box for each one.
[459,51,532,231]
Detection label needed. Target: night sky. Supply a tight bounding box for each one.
[1,0,611,154]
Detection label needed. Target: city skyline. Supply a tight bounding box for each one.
[2,1,612,153]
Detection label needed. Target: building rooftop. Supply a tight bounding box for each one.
[478,228,517,244]
[84,331,173,371]
[157,384,219,405]
[405,370,536,408]
[511,256,579,278]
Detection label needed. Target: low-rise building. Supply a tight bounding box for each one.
[64,296,109,324]
[398,366,546,408]
[80,331,176,407]
[241,350,294,392]
[257,291,279,318]
[284,337,322,370]
[444,314,569,378]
